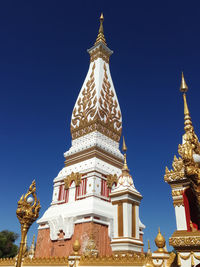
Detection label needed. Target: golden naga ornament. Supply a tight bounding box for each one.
[64,172,82,189]
[16,180,41,228]
[16,180,40,267]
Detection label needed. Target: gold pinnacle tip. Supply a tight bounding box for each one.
[94,12,106,46]
[180,72,188,93]
[122,136,127,152]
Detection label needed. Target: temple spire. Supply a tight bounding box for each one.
[122,136,129,174]
[180,72,194,133]
[94,13,107,46]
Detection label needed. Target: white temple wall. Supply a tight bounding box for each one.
[123,202,132,237]
[175,205,187,230]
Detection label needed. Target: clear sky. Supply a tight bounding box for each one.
[0,0,200,252]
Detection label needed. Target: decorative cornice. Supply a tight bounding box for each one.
[169,230,200,248]
[23,257,68,266]
[79,253,146,266]
[0,258,15,266]
[173,198,184,207]
[0,257,69,266]
[64,145,123,169]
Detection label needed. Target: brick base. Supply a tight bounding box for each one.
[35,222,112,257]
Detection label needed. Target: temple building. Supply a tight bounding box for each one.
[165,73,200,266]
[1,14,200,267]
[35,14,145,258]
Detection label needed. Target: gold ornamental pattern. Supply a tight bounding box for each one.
[90,46,110,64]
[164,155,184,182]
[71,62,122,142]
[64,172,82,189]
[169,236,200,247]
[80,253,146,266]
[106,174,118,188]
[71,63,97,131]
[99,64,122,133]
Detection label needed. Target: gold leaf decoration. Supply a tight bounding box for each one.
[164,155,184,182]
[99,64,122,132]
[64,172,82,189]
[71,63,97,130]
[106,174,118,188]
[71,62,122,142]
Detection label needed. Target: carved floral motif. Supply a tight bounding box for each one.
[71,63,97,130]
[106,174,118,188]
[71,61,122,142]
[64,172,82,189]
[164,155,184,182]
[169,236,200,247]
[99,64,122,133]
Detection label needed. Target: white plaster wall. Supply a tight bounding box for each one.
[52,184,60,202]
[54,157,121,184]
[123,202,132,237]
[113,204,118,238]
[94,177,101,195]
[135,205,139,239]
[175,205,187,230]
[68,181,76,203]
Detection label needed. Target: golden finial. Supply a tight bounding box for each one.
[154,227,166,252]
[147,240,151,255]
[122,136,129,173]
[94,13,107,46]
[73,239,81,255]
[179,73,194,133]
[180,72,188,93]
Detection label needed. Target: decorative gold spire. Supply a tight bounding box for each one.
[154,228,166,252]
[180,72,188,93]
[180,72,194,133]
[122,136,129,174]
[94,13,107,46]
[147,240,151,255]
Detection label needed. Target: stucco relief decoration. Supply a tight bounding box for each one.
[178,130,200,204]
[71,63,97,132]
[70,61,122,142]
[90,46,110,64]
[169,236,200,247]
[64,172,82,189]
[106,174,118,188]
[164,155,184,182]
[99,63,122,134]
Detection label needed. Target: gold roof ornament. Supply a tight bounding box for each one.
[180,72,194,133]
[73,239,81,255]
[122,136,129,174]
[94,13,107,46]
[154,228,166,252]
[180,72,188,93]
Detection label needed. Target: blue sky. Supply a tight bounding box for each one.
[0,0,200,252]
